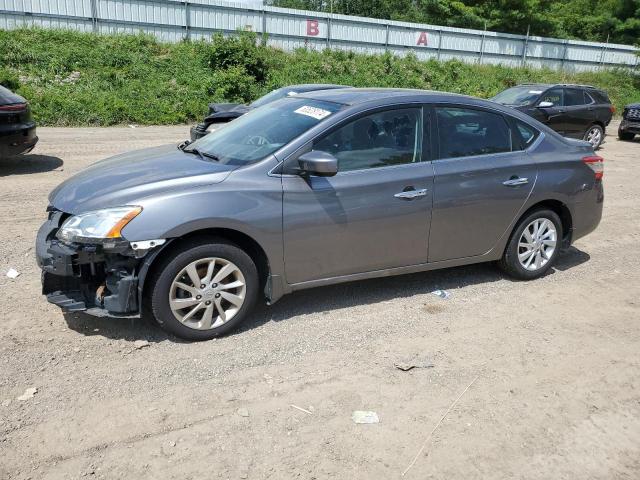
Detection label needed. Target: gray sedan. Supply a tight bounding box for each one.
[36,89,604,340]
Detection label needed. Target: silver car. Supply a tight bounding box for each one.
[36,89,604,340]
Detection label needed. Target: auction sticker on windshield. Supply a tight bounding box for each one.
[294,105,332,120]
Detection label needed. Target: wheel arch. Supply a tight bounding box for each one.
[137,228,273,310]
[587,120,606,137]
[516,199,573,247]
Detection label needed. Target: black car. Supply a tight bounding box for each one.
[0,85,38,158]
[492,84,613,148]
[618,103,640,141]
[190,84,350,141]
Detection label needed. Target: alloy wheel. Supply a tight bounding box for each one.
[517,218,557,271]
[169,257,246,330]
[586,126,602,148]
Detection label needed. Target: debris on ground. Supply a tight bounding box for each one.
[401,374,480,476]
[6,268,20,279]
[237,408,250,417]
[431,289,450,299]
[128,124,138,129]
[17,387,38,401]
[352,410,379,424]
[2,399,11,407]
[394,357,435,371]
[133,340,150,349]
[290,404,313,415]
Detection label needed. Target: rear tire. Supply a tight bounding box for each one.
[584,124,604,149]
[499,209,563,280]
[147,238,259,341]
[618,131,635,141]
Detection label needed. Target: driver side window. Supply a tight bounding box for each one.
[314,107,423,172]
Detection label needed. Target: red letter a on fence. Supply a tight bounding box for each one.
[307,20,319,36]
[416,32,428,46]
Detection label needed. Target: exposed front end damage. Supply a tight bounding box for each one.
[36,208,163,317]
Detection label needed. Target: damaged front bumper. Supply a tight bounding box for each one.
[36,209,164,318]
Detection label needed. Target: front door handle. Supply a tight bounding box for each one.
[394,188,428,199]
[503,177,529,187]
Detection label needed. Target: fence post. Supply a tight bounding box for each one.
[327,15,331,49]
[184,1,191,41]
[437,28,442,60]
[385,23,389,51]
[560,40,568,71]
[90,0,98,33]
[521,25,530,67]
[261,8,267,45]
[598,33,610,69]
[478,22,486,64]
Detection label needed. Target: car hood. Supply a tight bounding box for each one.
[49,144,234,214]
[492,102,531,111]
[625,103,640,109]
[208,103,251,114]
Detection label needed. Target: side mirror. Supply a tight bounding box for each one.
[297,150,338,177]
[538,101,554,108]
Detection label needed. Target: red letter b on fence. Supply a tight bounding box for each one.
[307,19,319,36]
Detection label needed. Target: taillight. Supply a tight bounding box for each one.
[609,105,616,114]
[0,103,26,112]
[583,155,604,181]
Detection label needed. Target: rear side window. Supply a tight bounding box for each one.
[314,107,423,172]
[588,89,611,104]
[435,107,512,159]
[540,88,563,107]
[514,120,540,149]
[564,88,586,106]
[584,91,595,105]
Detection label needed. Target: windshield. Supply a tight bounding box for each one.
[492,86,546,106]
[186,98,341,165]
[249,87,298,108]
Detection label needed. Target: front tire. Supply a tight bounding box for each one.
[148,238,259,340]
[618,131,635,141]
[499,209,563,280]
[584,124,604,149]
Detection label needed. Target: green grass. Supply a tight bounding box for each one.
[1,28,638,126]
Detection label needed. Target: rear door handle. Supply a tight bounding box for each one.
[394,188,428,199]
[503,177,529,187]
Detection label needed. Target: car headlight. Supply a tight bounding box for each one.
[56,206,142,243]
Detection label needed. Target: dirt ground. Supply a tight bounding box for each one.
[1,122,639,480]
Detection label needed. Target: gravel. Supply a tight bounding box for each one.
[1,124,639,479]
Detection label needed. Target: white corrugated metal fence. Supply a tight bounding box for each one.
[0,0,638,72]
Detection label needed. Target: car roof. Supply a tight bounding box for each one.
[295,87,469,106]
[293,87,567,138]
[516,83,599,90]
[285,84,351,93]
